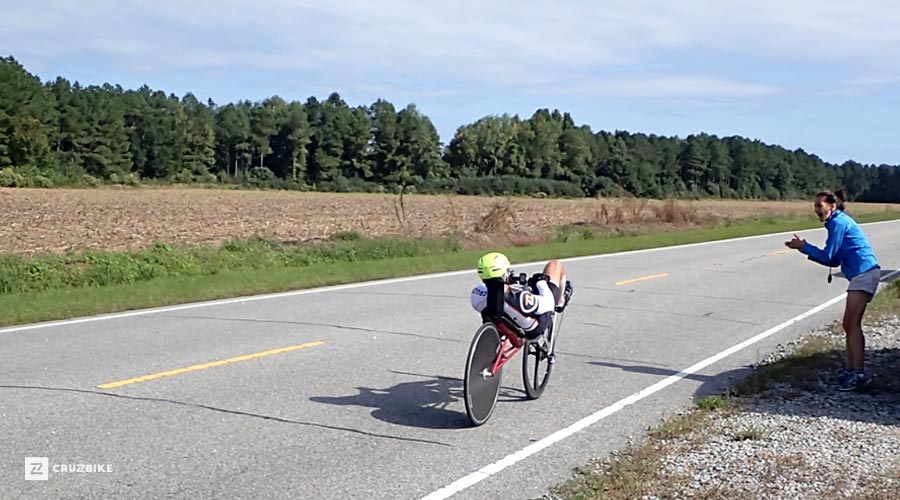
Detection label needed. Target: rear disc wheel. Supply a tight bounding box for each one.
[464,323,503,426]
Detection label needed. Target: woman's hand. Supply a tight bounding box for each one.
[785,234,806,250]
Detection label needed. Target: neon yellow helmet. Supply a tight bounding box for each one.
[477,252,510,280]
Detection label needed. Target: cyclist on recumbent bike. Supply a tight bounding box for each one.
[469,252,573,351]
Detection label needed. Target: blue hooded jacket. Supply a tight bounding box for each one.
[801,210,879,279]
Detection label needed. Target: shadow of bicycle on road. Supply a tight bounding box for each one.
[309,371,527,430]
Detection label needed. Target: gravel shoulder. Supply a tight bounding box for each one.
[653,315,900,499]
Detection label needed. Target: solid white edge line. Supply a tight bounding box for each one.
[0,271,469,334]
[421,268,900,500]
[420,293,849,500]
[2,219,897,334]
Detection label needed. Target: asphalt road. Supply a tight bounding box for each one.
[3,221,899,499]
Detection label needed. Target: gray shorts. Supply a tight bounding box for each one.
[847,267,881,298]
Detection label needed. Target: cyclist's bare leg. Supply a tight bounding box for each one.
[542,260,567,306]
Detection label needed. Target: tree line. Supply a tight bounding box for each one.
[1,56,898,202]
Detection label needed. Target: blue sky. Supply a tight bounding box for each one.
[3,0,899,166]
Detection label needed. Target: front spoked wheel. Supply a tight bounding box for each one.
[522,312,562,400]
[464,323,503,426]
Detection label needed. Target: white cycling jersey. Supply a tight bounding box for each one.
[470,279,556,332]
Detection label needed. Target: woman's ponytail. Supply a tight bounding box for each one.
[816,189,847,212]
[833,188,846,211]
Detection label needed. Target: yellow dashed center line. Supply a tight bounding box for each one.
[97,341,325,389]
[768,250,791,256]
[615,273,669,286]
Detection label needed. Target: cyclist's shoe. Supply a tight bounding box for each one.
[556,280,573,313]
[547,352,556,365]
[835,370,872,392]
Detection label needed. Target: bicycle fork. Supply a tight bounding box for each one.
[532,339,556,365]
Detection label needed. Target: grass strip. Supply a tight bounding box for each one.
[2,212,899,327]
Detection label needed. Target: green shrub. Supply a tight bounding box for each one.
[174,169,194,183]
[317,176,383,193]
[329,231,362,241]
[80,174,101,187]
[0,168,25,187]
[248,167,275,184]
[553,224,597,243]
[197,171,218,184]
[33,175,53,188]
[697,395,728,411]
[452,175,584,198]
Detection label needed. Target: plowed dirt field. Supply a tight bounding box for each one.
[2,187,897,255]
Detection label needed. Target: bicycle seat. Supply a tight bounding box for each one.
[496,315,526,339]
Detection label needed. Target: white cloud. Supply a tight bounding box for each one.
[537,75,779,98]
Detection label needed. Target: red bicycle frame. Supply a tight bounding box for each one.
[489,320,524,375]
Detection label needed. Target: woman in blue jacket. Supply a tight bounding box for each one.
[785,189,880,391]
